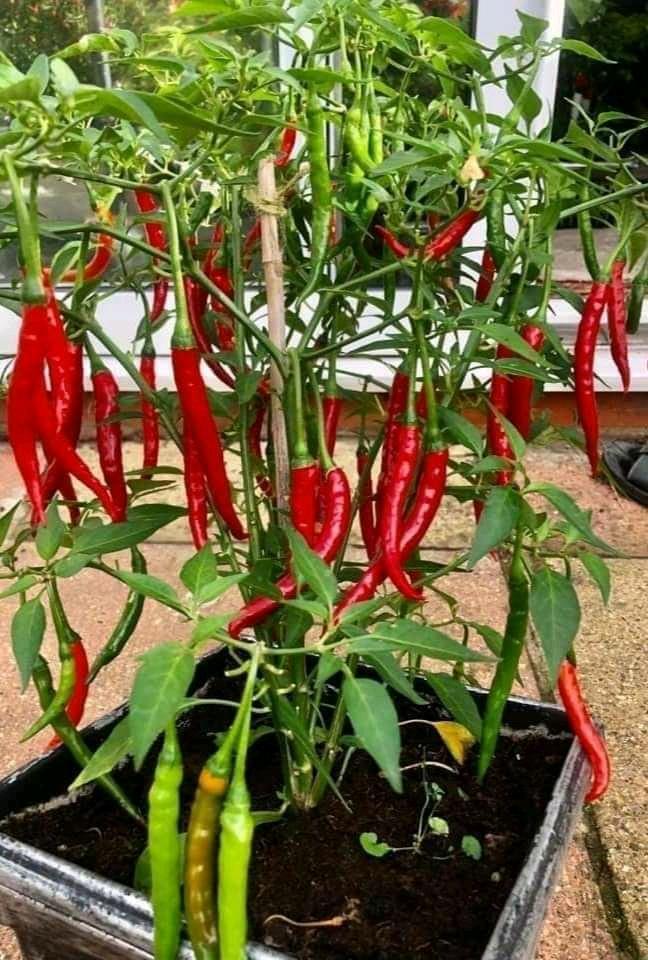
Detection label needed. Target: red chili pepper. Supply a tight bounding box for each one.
[248,398,273,499]
[558,660,610,803]
[335,448,449,619]
[172,345,246,540]
[357,445,377,557]
[476,247,496,303]
[135,191,169,324]
[291,463,319,547]
[140,349,159,479]
[322,395,342,458]
[275,125,297,168]
[424,209,480,261]
[607,260,630,393]
[185,276,236,390]
[91,365,128,522]
[62,208,115,283]
[228,466,350,638]
[47,639,89,748]
[487,345,514,485]
[39,289,83,524]
[575,281,607,477]
[184,424,208,551]
[374,226,412,260]
[376,369,410,514]
[508,325,544,441]
[379,421,423,602]
[8,303,48,524]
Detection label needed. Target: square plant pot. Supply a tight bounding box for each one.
[0,651,590,960]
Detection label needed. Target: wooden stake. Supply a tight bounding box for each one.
[258,155,290,519]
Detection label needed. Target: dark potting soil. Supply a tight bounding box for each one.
[2,674,570,960]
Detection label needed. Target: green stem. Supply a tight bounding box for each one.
[161,183,192,347]
[307,367,334,471]
[561,181,648,219]
[4,156,44,304]
[289,349,310,462]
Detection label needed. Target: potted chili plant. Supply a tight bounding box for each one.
[0,4,644,960]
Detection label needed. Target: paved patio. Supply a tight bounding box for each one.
[0,438,645,960]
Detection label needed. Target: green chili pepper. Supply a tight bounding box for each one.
[184,656,257,960]
[345,94,374,175]
[216,652,259,960]
[22,580,76,742]
[578,200,601,282]
[300,85,333,304]
[149,722,183,960]
[627,270,646,335]
[487,189,506,271]
[368,81,383,167]
[31,656,142,823]
[88,547,146,682]
[477,524,529,781]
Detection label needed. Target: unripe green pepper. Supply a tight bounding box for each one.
[148,723,183,960]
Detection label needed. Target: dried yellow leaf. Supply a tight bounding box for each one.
[432,721,476,765]
[460,154,485,183]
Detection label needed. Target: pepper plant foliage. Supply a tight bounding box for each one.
[0,1,646,956]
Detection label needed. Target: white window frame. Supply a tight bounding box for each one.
[1,0,646,392]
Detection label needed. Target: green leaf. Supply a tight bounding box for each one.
[336,597,386,626]
[0,502,20,549]
[27,54,49,94]
[74,88,168,141]
[524,483,616,555]
[366,621,493,663]
[558,38,614,63]
[133,91,230,135]
[315,652,344,687]
[285,527,338,608]
[372,147,446,177]
[180,544,218,595]
[288,68,348,90]
[343,678,402,793]
[114,571,184,613]
[419,17,491,75]
[12,599,46,693]
[530,568,581,684]
[291,0,328,31]
[189,7,292,32]
[235,370,264,405]
[427,674,482,740]
[461,835,482,860]
[53,553,91,578]
[365,652,425,706]
[438,407,482,455]
[50,57,79,99]
[70,717,132,788]
[505,68,542,124]
[173,0,231,14]
[0,76,42,105]
[467,487,520,567]
[35,503,66,562]
[130,643,195,767]
[0,575,39,600]
[580,552,611,605]
[197,573,248,606]
[71,508,184,556]
[482,323,549,365]
[517,11,548,44]
[429,816,450,836]
[283,598,328,619]
[191,614,230,647]
[359,831,392,858]
[566,0,604,25]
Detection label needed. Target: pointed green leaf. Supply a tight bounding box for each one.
[427,673,482,739]
[71,507,184,556]
[285,527,337,608]
[12,599,46,692]
[524,483,616,554]
[580,552,611,605]
[70,717,132,789]
[366,621,493,663]
[114,572,184,613]
[130,643,195,767]
[0,575,39,600]
[468,487,520,567]
[180,544,218,595]
[35,503,66,562]
[0,501,20,549]
[343,677,402,793]
[530,568,581,684]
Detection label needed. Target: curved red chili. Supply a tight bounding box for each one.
[374,226,412,260]
[379,421,423,602]
[607,260,630,393]
[322,395,342,458]
[91,366,128,522]
[376,369,410,515]
[357,445,377,557]
[140,350,159,479]
[291,463,319,547]
[424,209,480,261]
[575,281,607,477]
[275,125,297,168]
[135,190,169,324]
[185,276,236,390]
[476,247,496,303]
[558,660,610,803]
[508,325,544,441]
[62,208,115,283]
[184,424,208,551]
[47,639,89,749]
[172,345,246,540]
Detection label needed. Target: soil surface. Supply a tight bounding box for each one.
[2,675,570,960]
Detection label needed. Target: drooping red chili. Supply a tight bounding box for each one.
[575,281,607,477]
[90,358,128,522]
[184,276,236,391]
[229,466,350,638]
[424,209,481,261]
[476,247,496,303]
[607,260,630,393]
[374,226,412,260]
[487,344,514,485]
[558,659,610,803]
[47,638,89,749]
[184,424,208,551]
[140,345,159,479]
[357,444,377,557]
[376,369,410,515]
[62,207,115,283]
[508,325,544,441]
[379,420,423,602]
[135,190,169,324]
[322,394,342,458]
[335,448,449,620]
[275,125,297,168]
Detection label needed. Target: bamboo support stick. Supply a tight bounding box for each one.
[258,155,290,520]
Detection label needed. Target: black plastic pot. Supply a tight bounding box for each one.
[0,651,590,960]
